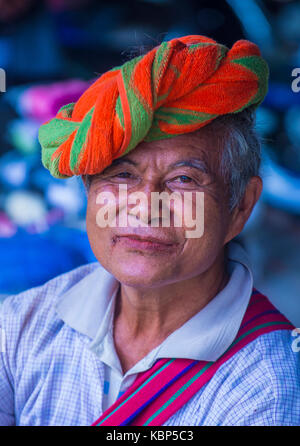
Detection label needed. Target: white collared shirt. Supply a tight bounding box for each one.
[56,240,254,411]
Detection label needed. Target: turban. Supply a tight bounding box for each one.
[38,35,269,179]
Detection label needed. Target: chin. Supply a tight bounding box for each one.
[108,259,172,289]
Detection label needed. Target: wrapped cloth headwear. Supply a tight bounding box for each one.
[38,35,269,179]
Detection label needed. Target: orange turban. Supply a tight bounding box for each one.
[38,35,269,179]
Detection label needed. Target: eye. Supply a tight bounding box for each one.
[114,171,132,178]
[172,175,194,183]
[165,174,200,190]
[107,170,139,184]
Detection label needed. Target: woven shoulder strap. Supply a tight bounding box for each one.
[92,289,294,426]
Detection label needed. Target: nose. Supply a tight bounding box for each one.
[124,180,183,229]
[115,176,170,227]
[127,180,163,226]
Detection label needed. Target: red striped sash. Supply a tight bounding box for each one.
[92,289,294,426]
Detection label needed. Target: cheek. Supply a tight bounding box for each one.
[182,190,228,242]
[178,196,230,272]
[86,194,99,237]
[86,184,118,228]
[85,194,114,266]
[202,186,231,239]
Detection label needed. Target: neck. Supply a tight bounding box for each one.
[113,250,229,374]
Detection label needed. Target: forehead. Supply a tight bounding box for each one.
[118,124,223,170]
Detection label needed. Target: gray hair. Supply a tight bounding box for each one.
[83,107,261,212]
[213,106,261,211]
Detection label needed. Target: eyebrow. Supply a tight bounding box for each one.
[110,158,137,167]
[168,158,210,174]
[101,157,210,174]
[100,158,137,174]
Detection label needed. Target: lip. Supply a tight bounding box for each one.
[113,234,180,252]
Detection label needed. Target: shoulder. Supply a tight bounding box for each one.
[0,262,100,371]
[254,329,300,421]
[213,328,300,425]
[247,328,300,389]
[166,328,300,427]
[0,262,99,324]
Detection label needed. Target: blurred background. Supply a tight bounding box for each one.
[0,0,299,325]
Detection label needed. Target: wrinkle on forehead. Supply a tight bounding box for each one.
[123,125,224,177]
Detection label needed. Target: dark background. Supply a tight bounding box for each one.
[0,0,299,325]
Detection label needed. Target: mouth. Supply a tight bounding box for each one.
[112,234,180,253]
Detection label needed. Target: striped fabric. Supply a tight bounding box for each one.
[38,35,269,179]
[92,289,294,426]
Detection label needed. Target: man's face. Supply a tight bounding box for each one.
[85,125,235,288]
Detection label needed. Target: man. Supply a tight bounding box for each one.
[1,35,299,426]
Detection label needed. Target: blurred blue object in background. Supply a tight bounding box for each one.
[262,154,300,215]
[0,151,31,189]
[226,0,273,49]
[285,106,300,148]
[0,226,95,295]
[264,82,300,110]
[255,106,279,137]
[7,119,40,155]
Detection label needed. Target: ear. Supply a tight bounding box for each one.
[224,176,263,244]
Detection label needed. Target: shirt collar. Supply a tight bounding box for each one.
[56,240,253,363]
[55,264,119,340]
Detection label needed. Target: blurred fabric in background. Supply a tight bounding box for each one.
[0,0,299,324]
